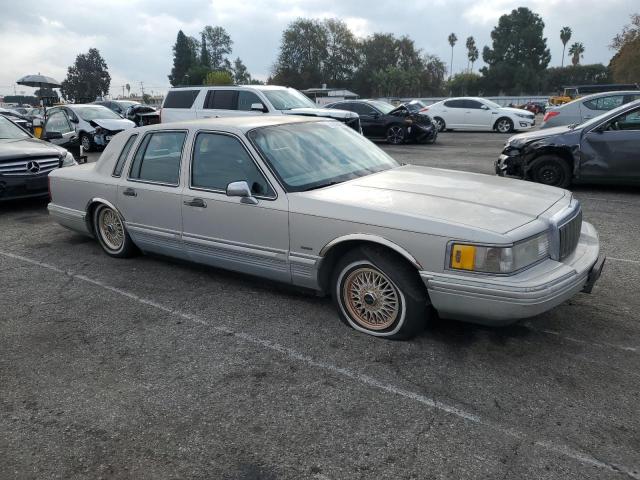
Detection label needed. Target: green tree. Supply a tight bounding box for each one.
[481,7,551,94]
[569,42,585,66]
[323,18,359,84]
[446,72,483,96]
[447,32,457,79]
[60,48,111,102]
[542,64,610,93]
[272,18,328,88]
[185,65,210,85]
[201,25,233,72]
[609,14,640,82]
[466,36,478,72]
[168,30,197,86]
[200,32,210,67]
[233,57,250,84]
[204,71,233,86]
[560,27,572,67]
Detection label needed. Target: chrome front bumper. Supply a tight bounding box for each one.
[420,221,602,326]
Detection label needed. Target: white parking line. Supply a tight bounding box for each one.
[1,249,639,479]
[608,257,640,265]
[530,327,638,353]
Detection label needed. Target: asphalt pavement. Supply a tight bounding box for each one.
[1,129,639,480]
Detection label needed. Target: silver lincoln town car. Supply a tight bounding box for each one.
[48,116,605,339]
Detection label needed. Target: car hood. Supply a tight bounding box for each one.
[507,125,575,147]
[500,107,534,117]
[88,118,136,131]
[291,165,566,237]
[0,137,65,161]
[286,107,358,120]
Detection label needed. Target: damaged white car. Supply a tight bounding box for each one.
[45,104,135,152]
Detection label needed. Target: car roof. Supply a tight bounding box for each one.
[167,85,291,92]
[135,114,328,134]
[553,91,640,110]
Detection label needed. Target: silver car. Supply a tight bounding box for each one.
[541,91,640,129]
[47,116,604,339]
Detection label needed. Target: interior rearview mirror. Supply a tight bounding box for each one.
[226,181,258,205]
[251,103,267,113]
[44,131,63,140]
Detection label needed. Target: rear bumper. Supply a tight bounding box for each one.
[420,221,602,325]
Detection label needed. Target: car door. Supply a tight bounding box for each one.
[117,129,188,259]
[43,110,77,147]
[181,130,290,282]
[349,103,383,137]
[441,100,466,128]
[198,89,256,119]
[580,105,640,182]
[464,100,493,129]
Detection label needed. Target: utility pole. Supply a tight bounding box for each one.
[122,85,125,98]
[139,81,145,99]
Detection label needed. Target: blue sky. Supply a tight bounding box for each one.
[0,0,636,97]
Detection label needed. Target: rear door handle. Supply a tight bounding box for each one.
[123,187,137,197]
[183,198,207,208]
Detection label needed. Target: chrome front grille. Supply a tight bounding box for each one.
[558,209,582,260]
[0,157,60,176]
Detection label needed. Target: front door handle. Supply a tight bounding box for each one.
[123,187,137,197]
[183,197,207,208]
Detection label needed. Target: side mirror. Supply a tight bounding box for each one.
[226,181,258,205]
[371,112,380,119]
[481,105,490,110]
[44,131,63,140]
[251,103,267,113]
[70,117,79,123]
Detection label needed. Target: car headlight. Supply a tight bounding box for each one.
[61,151,77,167]
[516,113,532,119]
[449,232,549,274]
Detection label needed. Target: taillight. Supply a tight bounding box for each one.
[420,107,429,112]
[543,111,560,123]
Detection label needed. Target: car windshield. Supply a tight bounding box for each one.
[117,101,139,109]
[249,121,399,192]
[73,106,122,121]
[367,101,395,114]
[262,89,316,110]
[0,115,31,139]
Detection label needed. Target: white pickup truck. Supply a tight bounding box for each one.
[160,85,361,132]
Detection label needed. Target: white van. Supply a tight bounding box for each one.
[160,85,361,132]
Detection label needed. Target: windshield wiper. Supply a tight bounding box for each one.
[303,181,341,191]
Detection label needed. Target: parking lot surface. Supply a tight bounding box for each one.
[1,130,639,480]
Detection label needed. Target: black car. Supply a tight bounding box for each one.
[325,99,437,144]
[496,100,640,187]
[92,100,140,116]
[0,115,76,201]
[124,104,160,127]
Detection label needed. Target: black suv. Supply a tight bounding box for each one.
[325,100,437,145]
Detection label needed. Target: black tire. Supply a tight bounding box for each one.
[80,133,94,152]
[331,245,430,340]
[528,155,572,188]
[93,204,138,258]
[433,117,446,132]
[418,132,437,144]
[386,125,406,144]
[494,117,514,133]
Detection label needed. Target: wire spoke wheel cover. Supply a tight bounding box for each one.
[343,266,400,330]
[98,208,124,251]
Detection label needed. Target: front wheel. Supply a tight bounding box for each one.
[433,117,446,132]
[93,204,138,258]
[386,125,406,144]
[495,117,514,133]
[332,246,430,339]
[80,133,94,152]
[528,155,572,188]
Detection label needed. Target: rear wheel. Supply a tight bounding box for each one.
[93,204,137,258]
[386,125,406,144]
[332,246,430,339]
[529,155,572,188]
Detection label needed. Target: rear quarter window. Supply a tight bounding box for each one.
[163,90,200,109]
[112,134,138,177]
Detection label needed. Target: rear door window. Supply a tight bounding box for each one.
[444,100,465,108]
[112,134,138,177]
[129,131,186,185]
[583,95,624,111]
[204,90,238,110]
[164,90,200,109]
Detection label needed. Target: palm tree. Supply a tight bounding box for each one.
[465,36,476,72]
[560,27,572,67]
[448,33,458,79]
[569,42,585,66]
